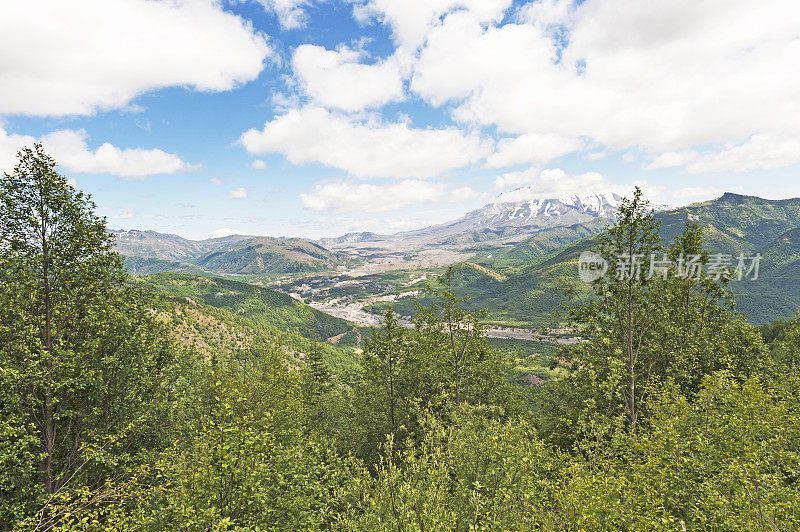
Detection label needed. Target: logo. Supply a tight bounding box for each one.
[578,251,608,283]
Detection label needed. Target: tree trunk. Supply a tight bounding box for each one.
[40,198,56,494]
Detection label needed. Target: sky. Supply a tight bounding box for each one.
[1,0,799,241]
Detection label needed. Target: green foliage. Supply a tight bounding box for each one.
[534,191,770,449]
[771,313,800,373]
[335,374,800,530]
[486,337,566,384]
[131,353,362,530]
[340,406,565,530]
[425,192,800,328]
[0,145,177,528]
[132,272,355,340]
[4,158,798,530]
[347,268,523,469]
[196,236,346,275]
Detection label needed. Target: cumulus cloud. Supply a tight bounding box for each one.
[486,132,583,168]
[494,167,622,199]
[239,105,491,179]
[0,128,36,172]
[408,0,800,171]
[209,177,223,185]
[300,179,476,212]
[250,0,311,29]
[0,127,194,178]
[39,129,195,177]
[351,0,511,50]
[685,135,800,174]
[0,0,271,116]
[251,159,268,169]
[645,135,800,174]
[228,187,248,199]
[292,44,405,111]
[644,151,697,171]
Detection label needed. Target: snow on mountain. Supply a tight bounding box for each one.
[442,191,624,232]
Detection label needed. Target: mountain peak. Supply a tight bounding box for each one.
[490,189,624,219]
[718,192,748,203]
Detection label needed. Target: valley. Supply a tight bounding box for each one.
[117,191,800,347]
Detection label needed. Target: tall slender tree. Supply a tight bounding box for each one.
[0,145,174,523]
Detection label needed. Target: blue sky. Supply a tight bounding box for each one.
[1,0,799,240]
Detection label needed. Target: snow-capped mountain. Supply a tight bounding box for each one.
[320,191,623,250]
[462,191,624,229]
[397,191,623,242]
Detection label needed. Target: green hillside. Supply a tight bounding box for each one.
[115,230,347,276]
[733,226,800,323]
[151,293,361,378]
[760,226,800,266]
[132,272,358,340]
[400,194,800,327]
[657,193,800,253]
[123,256,209,275]
[196,236,344,274]
[499,218,610,262]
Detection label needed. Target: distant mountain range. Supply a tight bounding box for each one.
[113,229,250,261]
[118,192,627,275]
[114,192,800,325]
[114,230,348,276]
[401,192,800,326]
[319,192,625,250]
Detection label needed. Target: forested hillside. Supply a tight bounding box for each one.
[405,193,800,327]
[3,148,800,530]
[132,272,357,341]
[116,230,350,276]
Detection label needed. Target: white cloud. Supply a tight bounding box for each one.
[209,177,223,185]
[210,227,246,238]
[250,0,310,29]
[0,127,193,178]
[409,0,800,171]
[251,159,268,169]
[239,105,491,179]
[584,151,607,161]
[644,151,697,170]
[494,167,622,199]
[351,0,511,50]
[486,132,582,168]
[228,187,248,199]
[40,129,194,177]
[300,179,476,212]
[292,44,405,111]
[517,0,574,28]
[493,167,539,190]
[645,135,800,174]
[669,186,727,202]
[0,0,271,116]
[685,135,800,174]
[0,128,36,172]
